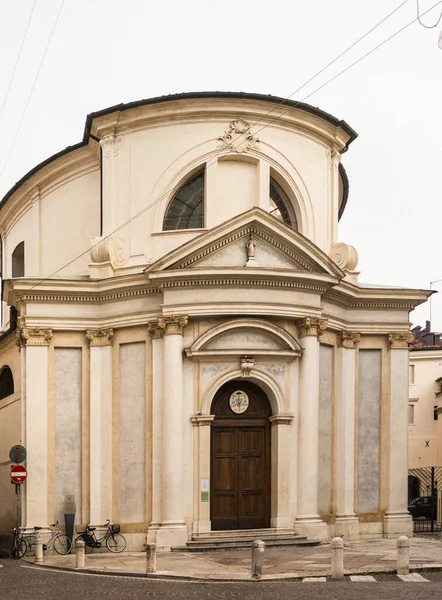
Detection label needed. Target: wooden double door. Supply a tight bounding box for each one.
[210,381,271,530]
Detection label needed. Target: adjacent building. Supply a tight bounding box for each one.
[0,92,429,549]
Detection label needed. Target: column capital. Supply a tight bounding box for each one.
[295,317,328,338]
[388,332,414,349]
[148,321,164,340]
[339,331,361,349]
[86,328,114,347]
[157,315,188,336]
[269,414,294,426]
[191,414,215,427]
[16,327,52,348]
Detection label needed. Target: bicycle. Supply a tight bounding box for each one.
[25,522,72,556]
[9,527,27,559]
[75,519,126,553]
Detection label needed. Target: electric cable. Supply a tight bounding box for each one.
[0,0,38,124]
[18,0,442,292]
[416,0,442,27]
[0,0,66,184]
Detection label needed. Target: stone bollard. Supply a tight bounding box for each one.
[76,539,85,569]
[34,533,43,564]
[330,536,344,579]
[146,542,157,574]
[396,536,410,575]
[251,540,265,577]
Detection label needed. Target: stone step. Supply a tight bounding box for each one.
[172,536,321,552]
[192,527,293,540]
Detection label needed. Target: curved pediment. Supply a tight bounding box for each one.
[185,318,302,361]
[146,208,344,279]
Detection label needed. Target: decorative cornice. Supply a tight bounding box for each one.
[323,291,416,311]
[217,119,259,154]
[339,331,361,349]
[159,279,327,292]
[19,287,160,304]
[269,414,294,426]
[16,327,52,347]
[147,321,164,340]
[157,315,188,336]
[191,414,215,427]
[86,328,114,347]
[295,317,328,338]
[388,332,414,349]
[240,356,254,377]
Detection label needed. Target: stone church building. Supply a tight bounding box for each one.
[0,92,429,549]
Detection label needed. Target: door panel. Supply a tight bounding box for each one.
[211,426,269,530]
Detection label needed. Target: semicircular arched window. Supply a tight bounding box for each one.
[0,366,14,400]
[163,170,204,231]
[269,178,297,230]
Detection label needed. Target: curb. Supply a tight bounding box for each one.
[20,560,442,583]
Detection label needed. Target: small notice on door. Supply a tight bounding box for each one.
[201,492,209,502]
[200,478,209,502]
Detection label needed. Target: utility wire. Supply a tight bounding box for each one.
[0,0,38,124]
[0,0,66,184]
[416,0,442,27]
[23,0,442,291]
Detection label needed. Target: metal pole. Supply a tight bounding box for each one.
[431,466,435,533]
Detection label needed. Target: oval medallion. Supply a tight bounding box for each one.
[229,390,249,414]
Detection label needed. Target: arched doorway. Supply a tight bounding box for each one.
[210,380,271,530]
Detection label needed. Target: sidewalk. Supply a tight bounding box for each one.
[22,537,442,581]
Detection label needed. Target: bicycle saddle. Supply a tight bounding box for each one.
[34,526,43,530]
[87,527,96,531]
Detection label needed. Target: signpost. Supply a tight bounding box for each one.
[10,465,27,484]
[9,445,26,464]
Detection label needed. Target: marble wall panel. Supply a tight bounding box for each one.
[318,344,332,513]
[54,348,82,523]
[357,349,381,512]
[119,342,146,523]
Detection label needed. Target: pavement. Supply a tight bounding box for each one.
[19,536,442,581]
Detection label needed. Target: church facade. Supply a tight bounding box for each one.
[0,93,429,549]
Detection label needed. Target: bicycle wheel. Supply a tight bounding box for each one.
[76,534,94,554]
[106,533,126,553]
[9,537,26,559]
[53,534,72,555]
[24,535,37,556]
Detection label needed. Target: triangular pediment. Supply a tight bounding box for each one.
[146,208,344,277]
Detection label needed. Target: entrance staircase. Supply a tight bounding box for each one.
[172,528,321,552]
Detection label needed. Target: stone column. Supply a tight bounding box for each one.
[294,317,328,540]
[86,328,113,524]
[147,322,164,542]
[270,415,294,529]
[191,415,215,534]
[17,327,52,527]
[335,331,360,540]
[156,315,188,548]
[384,333,414,537]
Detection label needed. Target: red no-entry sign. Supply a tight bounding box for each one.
[10,465,27,484]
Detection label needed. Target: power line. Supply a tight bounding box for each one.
[0,0,66,184]
[23,0,442,291]
[0,0,37,124]
[416,0,442,27]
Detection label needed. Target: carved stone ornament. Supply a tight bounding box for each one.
[217,119,260,154]
[331,242,359,271]
[245,234,257,267]
[157,315,188,336]
[16,327,52,347]
[86,328,114,347]
[388,332,414,349]
[339,331,361,349]
[147,321,164,340]
[295,317,328,338]
[90,236,111,264]
[100,133,124,158]
[240,356,254,377]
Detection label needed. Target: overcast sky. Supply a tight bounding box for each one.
[0,0,441,329]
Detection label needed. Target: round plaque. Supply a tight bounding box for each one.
[229,390,249,414]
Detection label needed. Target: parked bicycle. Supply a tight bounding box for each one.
[75,519,126,553]
[25,522,72,556]
[9,527,27,559]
